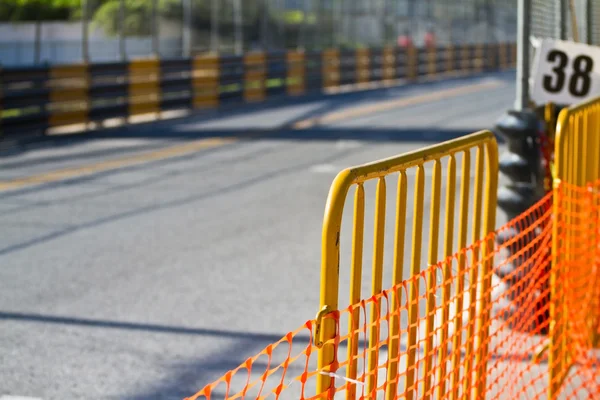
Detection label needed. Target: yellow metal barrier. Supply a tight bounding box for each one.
[316,130,499,399]
[49,64,90,127]
[475,44,484,73]
[499,43,507,70]
[550,95,600,398]
[323,49,340,89]
[244,52,266,102]
[461,44,470,72]
[382,47,395,82]
[427,46,436,76]
[286,50,305,96]
[192,54,219,108]
[407,45,418,81]
[356,48,370,85]
[128,58,161,117]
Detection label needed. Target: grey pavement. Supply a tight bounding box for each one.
[0,72,528,400]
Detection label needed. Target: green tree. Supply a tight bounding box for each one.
[92,0,263,37]
[0,0,83,21]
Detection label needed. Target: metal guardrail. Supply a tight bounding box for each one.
[0,42,516,143]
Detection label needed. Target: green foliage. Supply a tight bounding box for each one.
[92,0,267,37]
[0,0,82,21]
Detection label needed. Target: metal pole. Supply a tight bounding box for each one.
[152,0,159,56]
[278,0,285,49]
[568,0,580,42]
[211,0,219,53]
[82,0,89,62]
[586,0,593,44]
[119,0,126,61]
[556,0,568,40]
[182,0,193,57]
[34,12,41,65]
[234,0,243,55]
[261,0,269,51]
[515,0,531,111]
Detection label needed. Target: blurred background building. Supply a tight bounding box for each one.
[0,0,524,67]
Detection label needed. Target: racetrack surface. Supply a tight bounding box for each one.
[0,71,517,400]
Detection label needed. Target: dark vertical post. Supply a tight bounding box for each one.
[82,0,89,62]
[119,0,126,61]
[494,0,548,334]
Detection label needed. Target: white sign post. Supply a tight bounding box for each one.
[530,38,600,105]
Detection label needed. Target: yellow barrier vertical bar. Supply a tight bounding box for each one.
[128,58,160,118]
[244,52,266,102]
[193,54,220,108]
[356,48,370,85]
[549,141,564,400]
[407,45,417,82]
[499,43,507,70]
[405,165,425,400]
[463,145,484,397]
[385,171,408,400]
[437,155,456,399]
[318,171,351,397]
[382,47,395,82]
[287,51,305,96]
[450,150,470,400]
[461,45,470,72]
[447,45,453,73]
[544,103,556,190]
[475,43,484,72]
[550,109,575,398]
[424,159,442,399]
[512,43,517,67]
[323,49,340,89]
[428,46,436,77]
[49,64,90,128]
[347,184,365,400]
[475,141,498,398]
[367,178,387,396]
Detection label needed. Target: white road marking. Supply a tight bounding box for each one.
[310,164,341,173]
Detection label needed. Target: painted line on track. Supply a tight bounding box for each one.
[0,80,503,193]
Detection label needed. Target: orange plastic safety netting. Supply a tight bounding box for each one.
[185,182,600,400]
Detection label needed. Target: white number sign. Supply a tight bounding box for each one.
[530,38,600,105]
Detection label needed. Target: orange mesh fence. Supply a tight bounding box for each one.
[548,180,600,398]
[183,123,600,400]
[185,182,600,400]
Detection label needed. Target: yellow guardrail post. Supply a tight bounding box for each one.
[407,44,417,81]
[461,44,470,73]
[192,54,220,109]
[382,47,395,82]
[428,45,436,77]
[356,48,370,85]
[286,50,305,96]
[322,49,340,90]
[48,64,90,130]
[244,52,266,102]
[128,58,160,120]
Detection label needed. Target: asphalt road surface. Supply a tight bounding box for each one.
[0,71,517,400]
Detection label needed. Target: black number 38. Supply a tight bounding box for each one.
[542,49,593,97]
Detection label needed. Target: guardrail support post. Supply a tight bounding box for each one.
[494,108,548,333]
